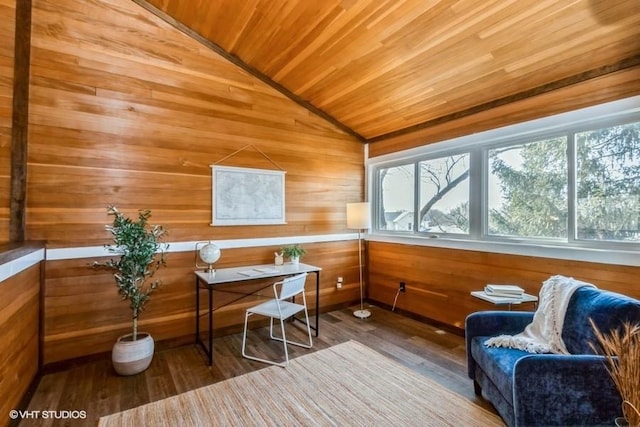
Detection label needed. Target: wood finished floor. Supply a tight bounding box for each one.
[19,305,499,426]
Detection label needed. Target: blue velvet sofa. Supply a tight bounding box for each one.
[466,286,640,427]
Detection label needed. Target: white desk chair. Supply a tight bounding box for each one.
[241,272,313,367]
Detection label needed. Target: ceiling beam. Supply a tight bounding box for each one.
[131,0,366,142]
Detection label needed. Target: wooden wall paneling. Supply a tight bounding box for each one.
[368,65,640,157]
[28,0,363,248]
[0,264,40,427]
[43,240,361,365]
[368,241,640,330]
[0,0,16,244]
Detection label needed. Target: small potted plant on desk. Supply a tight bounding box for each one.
[93,206,168,376]
[281,244,306,265]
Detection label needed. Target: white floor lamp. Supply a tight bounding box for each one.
[347,202,371,319]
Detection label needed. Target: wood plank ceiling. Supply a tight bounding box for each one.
[140,0,640,142]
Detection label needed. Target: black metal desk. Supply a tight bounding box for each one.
[195,262,322,366]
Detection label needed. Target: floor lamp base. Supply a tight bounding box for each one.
[353,309,372,319]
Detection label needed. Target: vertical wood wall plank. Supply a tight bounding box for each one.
[0,264,40,426]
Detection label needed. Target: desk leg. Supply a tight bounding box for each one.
[195,277,214,366]
[314,271,320,337]
[208,286,213,366]
[195,276,200,344]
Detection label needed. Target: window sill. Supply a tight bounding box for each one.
[367,233,640,267]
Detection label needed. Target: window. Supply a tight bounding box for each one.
[370,98,640,251]
[376,163,415,232]
[575,121,640,242]
[488,137,567,239]
[418,154,469,234]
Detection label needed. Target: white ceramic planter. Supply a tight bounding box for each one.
[112,332,154,376]
[290,256,300,265]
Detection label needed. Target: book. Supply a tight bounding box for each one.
[484,284,524,298]
[238,267,280,277]
[471,291,537,305]
[255,267,279,274]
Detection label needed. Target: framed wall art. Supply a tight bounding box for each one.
[211,165,286,226]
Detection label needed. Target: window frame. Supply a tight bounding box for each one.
[368,97,640,261]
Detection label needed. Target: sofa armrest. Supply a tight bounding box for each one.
[465,311,534,340]
[465,311,534,378]
[513,355,621,426]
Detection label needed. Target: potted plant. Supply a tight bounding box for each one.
[93,206,167,375]
[281,244,306,265]
[591,320,640,426]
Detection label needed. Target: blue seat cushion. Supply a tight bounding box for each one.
[471,336,532,406]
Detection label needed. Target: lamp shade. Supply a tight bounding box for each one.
[346,202,371,230]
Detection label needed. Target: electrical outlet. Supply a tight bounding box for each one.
[399,281,406,292]
[336,277,343,289]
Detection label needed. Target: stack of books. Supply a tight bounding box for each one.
[484,284,525,299]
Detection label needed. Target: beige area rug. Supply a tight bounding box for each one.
[99,340,503,426]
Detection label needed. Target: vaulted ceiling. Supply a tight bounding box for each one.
[138,0,640,142]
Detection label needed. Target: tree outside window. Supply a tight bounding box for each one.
[418,154,469,234]
[576,122,640,242]
[488,137,568,239]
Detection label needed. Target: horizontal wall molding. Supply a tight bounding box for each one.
[0,248,44,283]
[368,234,640,267]
[46,233,359,261]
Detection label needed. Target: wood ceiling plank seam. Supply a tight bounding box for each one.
[271,2,367,81]
[184,0,214,34]
[222,0,261,52]
[313,0,391,59]
[477,0,573,39]
[262,4,343,77]
[130,0,365,142]
[229,0,297,64]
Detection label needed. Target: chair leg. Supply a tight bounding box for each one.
[280,317,289,366]
[302,306,313,348]
[242,312,287,367]
[242,307,312,367]
[241,311,251,358]
[269,317,281,341]
[269,316,313,349]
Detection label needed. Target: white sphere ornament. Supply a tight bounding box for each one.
[196,242,221,274]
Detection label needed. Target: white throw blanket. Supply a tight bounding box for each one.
[484,275,596,354]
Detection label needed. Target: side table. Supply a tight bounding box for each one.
[471,290,538,311]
